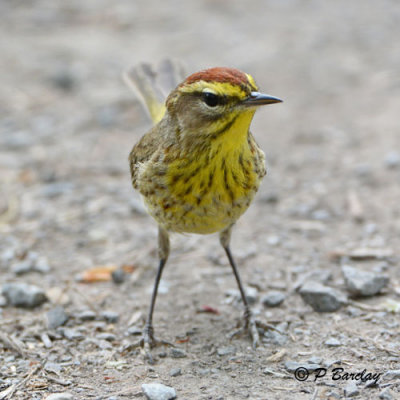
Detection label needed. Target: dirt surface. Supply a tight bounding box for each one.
[1,1,400,399]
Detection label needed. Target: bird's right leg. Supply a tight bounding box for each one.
[132,226,171,363]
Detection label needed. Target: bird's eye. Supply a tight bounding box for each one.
[202,92,219,107]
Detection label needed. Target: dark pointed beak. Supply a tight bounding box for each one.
[243,91,283,107]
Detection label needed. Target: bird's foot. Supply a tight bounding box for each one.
[126,324,173,364]
[228,309,267,349]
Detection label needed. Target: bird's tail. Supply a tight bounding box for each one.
[123,59,186,125]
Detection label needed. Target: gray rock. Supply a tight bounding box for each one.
[198,368,211,376]
[11,260,33,275]
[0,295,7,307]
[307,356,323,364]
[344,381,359,397]
[61,328,84,340]
[101,310,119,323]
[261,291,286,307]
[2,282,47,308]
[226,286,258,305]
[96,333,116,342]
[324,359,340,368]
[47,306,69,329]
[342,265,389,297]
[379,388,394,400]
[77,310,97,321]
[383,369,400,379]
[42,182,74,198]
[142,383,176,400]
[324,337,341,347]
[294,269,333,291]
[169,368,181,377]
[34,257,51,273]
[384,151,400,169]
[49,68,76,91]
[284,361,321,372]
[44,362,62,374]
[299,281,347,312]
[263,323,287,345]
[111,269,125,284]
[170,348,186,359]
[263,330,287,346]
[126,326,142,335]
[217,346,236,356]
[46,393,74,400]
[325,390,340,399]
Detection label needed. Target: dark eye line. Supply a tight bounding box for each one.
[196,92,235,107]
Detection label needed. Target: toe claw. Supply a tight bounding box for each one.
[126,325,174,364]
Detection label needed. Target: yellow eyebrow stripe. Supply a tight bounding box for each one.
[179,81,249,99]
[245,73,258,91]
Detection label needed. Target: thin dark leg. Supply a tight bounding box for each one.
[220,225,260,348]
[144,257,167,342]
[223,246,251,324]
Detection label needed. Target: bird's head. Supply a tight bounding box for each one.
[165,67,282,141]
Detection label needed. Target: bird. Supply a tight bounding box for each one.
[124,60,282,360]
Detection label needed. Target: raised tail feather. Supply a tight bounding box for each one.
[123,59,186,124]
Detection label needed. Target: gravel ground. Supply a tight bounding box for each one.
[1,1,400,399]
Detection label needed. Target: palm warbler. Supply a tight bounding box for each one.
[125,60,282,358]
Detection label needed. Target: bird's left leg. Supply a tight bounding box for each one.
[220,225,260,348]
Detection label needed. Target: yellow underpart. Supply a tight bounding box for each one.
[161,109,258,233]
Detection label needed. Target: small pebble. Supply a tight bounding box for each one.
[11,260,33,275]
[141,383,176,400]
[2,282,47,308]
[263,329,287,346]
[299,281,347,312]
[342,265,389,297]
[45,362,62,374]
[198,368,210,376]
[0,295,7,307]
[284,361,321,372]
[267,235,280,246]
[325,390,340,399]
[344,381,359,397]
[169,368,182,377]
[126,326,142,335]
[96,333,116,342]
[46,393,74,400]
[226,286,258,305]
[324,337,341,347]
[34,257,51,273]
[294,269,332,291]
[170,348,186,359]
[384,151,400,169]
[77,310,97,321]
[49,68,76,91]
[261,291,286,307]
[308,356,323,364]
[61,328,84,340]
[101,310,119,323]
[383,369,400,379]
[111,269,125,284]
[379,388,394,400]
[217,346,236,356]
[47,306,69,329]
